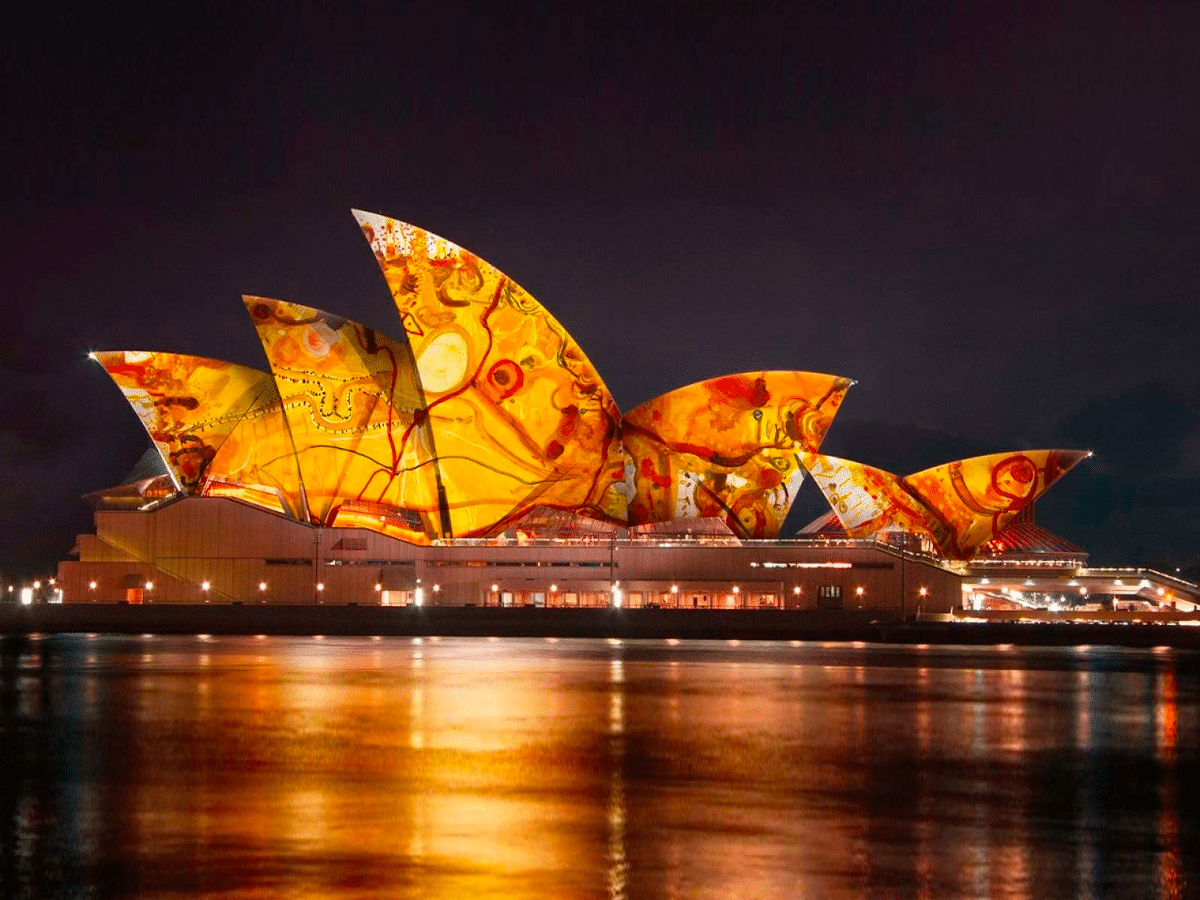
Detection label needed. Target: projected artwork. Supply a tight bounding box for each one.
[245,297,436,543]
[91,208,1090,556]
[622,372,853,539]
[804,450,1090,559]
[93,351,303,516]
[354,210,628,536]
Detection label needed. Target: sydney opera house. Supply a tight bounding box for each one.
[57,211,1197,614]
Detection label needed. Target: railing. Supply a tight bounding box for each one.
[426,535,952,568]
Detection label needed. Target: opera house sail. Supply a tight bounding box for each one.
[59,207,1144,612]
[622,372,853,539]
[803,450,1091,560]
[354,210,629,537]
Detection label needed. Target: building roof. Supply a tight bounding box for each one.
[88,207,1090,560]
[803,450,1089,560]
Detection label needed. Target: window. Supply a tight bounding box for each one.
[816,585,843,610]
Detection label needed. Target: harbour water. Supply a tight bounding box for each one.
[2,635,1197,898]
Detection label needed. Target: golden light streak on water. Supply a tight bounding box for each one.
[1,636,1197,899]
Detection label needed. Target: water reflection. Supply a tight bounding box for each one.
[1,636,1198,899]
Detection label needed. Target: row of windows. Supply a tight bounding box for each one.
[266,559,417,567]
[425,560,610,568]
[752,561,895,570]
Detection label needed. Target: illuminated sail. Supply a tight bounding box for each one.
[805,450,1090,559]
[244,297,436,543]
[92,351,303,517]
[354,210,627,536]
[623,372,853,538]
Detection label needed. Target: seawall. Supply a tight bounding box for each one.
[4,604,1200,649]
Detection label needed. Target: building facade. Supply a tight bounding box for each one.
[59,208,1198,615]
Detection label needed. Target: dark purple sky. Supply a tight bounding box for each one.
[3,2,1198,577]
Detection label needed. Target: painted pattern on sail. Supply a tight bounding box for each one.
[353,210,627,536]
[805,449,1090,559]
[244,296,437,543]
[92,351,303,516]
[802,453,948,548]
[903,450,1090,559]
[622,372,853,539]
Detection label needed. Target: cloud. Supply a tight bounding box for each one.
[0,385,90,462]
[1055,381,1200,473]
[1134,475,1200,509]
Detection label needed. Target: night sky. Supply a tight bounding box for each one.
[3,3,1198,578]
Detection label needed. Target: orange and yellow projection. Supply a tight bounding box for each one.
[93,351,302,516]
[92,208,1089,555]
[245,298,436,543]
[622,372,853,538]
[804,450,1090,559]
[354,210,627,536]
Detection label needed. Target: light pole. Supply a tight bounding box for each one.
[609,536,616,598]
